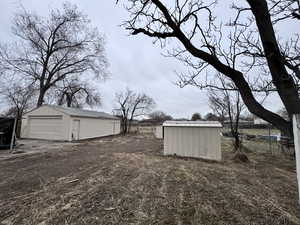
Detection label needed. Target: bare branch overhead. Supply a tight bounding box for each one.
[118,0,300,138]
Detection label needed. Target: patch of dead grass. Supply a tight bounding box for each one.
[0,136,299,225]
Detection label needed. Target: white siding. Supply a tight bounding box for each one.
[163,126,221,161]
[21,106,70,141]
[70,117,120,140]
[155,126,163,139]
[28,117,63,140]
[254,118,269,125]
[26,105,64,116]
[21,105,120,141]
[114,120,121,135]
[138,126,156,134]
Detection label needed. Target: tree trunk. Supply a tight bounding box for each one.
[66,94,72,107]
[245,0,300,138]
[125,118,129,134]
[128,119,132,133]
[130,0,298,141]
[230,71,294,139]
[174,26,294,138]
[122,117,128,134]
[37,89,46,107]
[233,133,241,151]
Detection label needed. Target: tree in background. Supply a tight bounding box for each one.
[0,83,35,137]
[0,2,107,107]
[114,89,156,134]
[149,110,173,122]
[204,113,220,121]
[118,0,300,141]
[191,113,202,121]
[55,79,101,108]
[0,83,34,118]
[208,73,245,154]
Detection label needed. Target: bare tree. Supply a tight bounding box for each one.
[0,83,35,118]
[149,110,173,122]
[55,79,101,108]
[268,0,300,21]
[0,2,107,107]
[204,113,220,121]
[118,0,300,141]
[114,89,156,133]
[191,113,202,121]
[0,83,35,137]
[208,73,245,152]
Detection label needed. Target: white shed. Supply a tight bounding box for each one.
[21,105,120,141]
[155,125,163,139]
[163,121,222,161]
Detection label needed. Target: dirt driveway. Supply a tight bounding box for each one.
[0,135,299,225]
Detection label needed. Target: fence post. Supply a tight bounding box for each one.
[10,116,17,152]
[292,114,300,204]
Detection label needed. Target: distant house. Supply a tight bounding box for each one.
[254,117,269,125]
[21,105,120,141]
[138,119,162,126]
[130,119,163,136]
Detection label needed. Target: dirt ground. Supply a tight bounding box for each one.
[0,135,299,225]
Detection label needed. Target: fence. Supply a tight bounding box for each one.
[129,124,162,135]
[222,126,294,155]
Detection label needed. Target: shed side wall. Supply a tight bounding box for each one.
[164,127,221,160]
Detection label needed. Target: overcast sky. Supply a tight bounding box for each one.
[0,0,290,118]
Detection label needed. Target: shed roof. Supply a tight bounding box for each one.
[163,120,222,128]
[28,105,119,120]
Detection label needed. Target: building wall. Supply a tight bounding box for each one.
[21,106,120,141]
[128,124,139,133]
[254,118,269,125]
[130,124,161,135]
[69,117,120,140]
[155,126,163,139]
[138,125,157,134]
[21,106,70,141]
[164,126,222,161]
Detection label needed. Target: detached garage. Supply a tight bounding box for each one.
[163,121,222,161]
[21,105,120,141]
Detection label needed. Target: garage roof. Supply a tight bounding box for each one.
[33,105,119,120]
[163,120,222,128]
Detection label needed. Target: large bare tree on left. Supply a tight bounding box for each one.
[0,2,108,107]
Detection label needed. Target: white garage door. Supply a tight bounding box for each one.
[28,116,63,140]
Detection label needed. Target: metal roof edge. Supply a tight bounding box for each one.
[163,120,222,128]
[70,115,120,120]
[24,105,119,120]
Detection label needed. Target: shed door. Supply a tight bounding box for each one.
[28,116,63,140]
[72,120,80,140]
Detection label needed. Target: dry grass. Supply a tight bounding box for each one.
[222,128,280,136]
[0,135,299,225]
[239,128,280,136]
